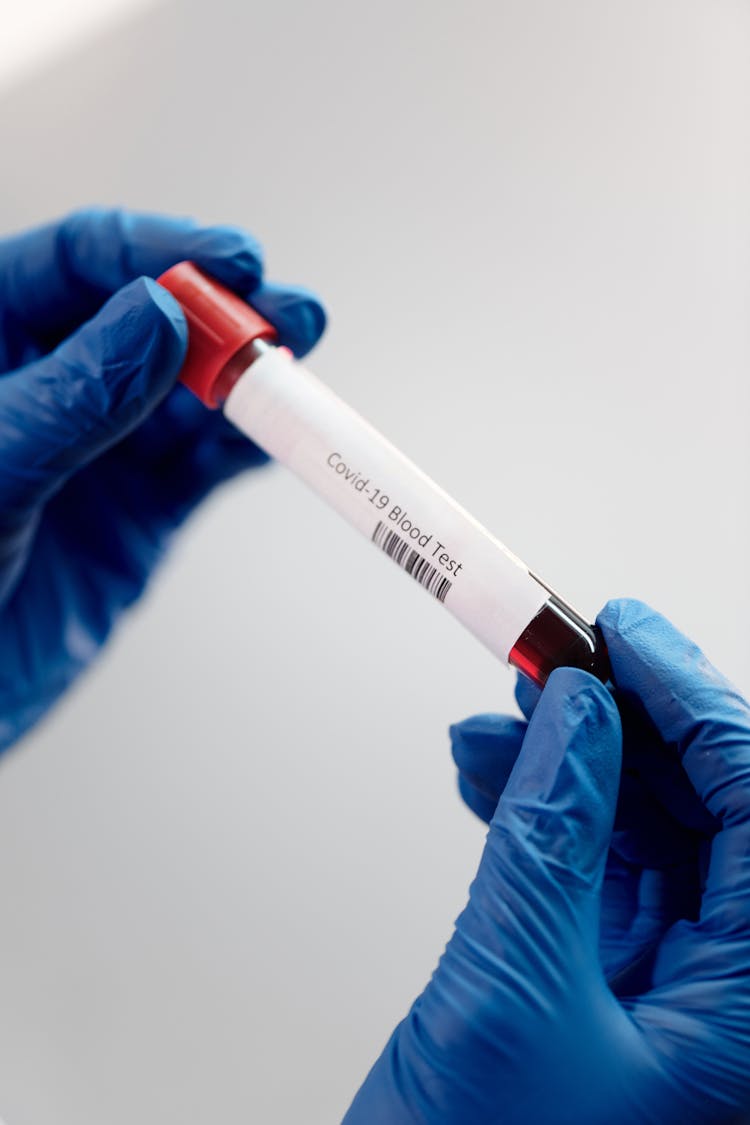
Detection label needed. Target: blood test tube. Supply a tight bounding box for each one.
[158,262,610,689]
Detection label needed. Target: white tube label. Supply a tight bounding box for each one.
[224,350,548,663]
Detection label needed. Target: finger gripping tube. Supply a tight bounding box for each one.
[158,261,278,407]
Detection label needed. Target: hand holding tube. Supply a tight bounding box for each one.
[0,209,325,753]
[345,599,750,1124]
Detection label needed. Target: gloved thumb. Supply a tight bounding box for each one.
[0,277,186,515]
[449,670,621,1001]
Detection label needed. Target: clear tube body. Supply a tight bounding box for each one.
[221,342,609,689]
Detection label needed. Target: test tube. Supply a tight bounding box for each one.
[159,263,610,689]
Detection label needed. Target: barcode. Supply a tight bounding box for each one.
[371,521,452,603]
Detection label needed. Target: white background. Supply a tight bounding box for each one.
[0,1,748,1122]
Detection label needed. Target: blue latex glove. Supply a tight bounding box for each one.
[0,208,325,752]
[345,600,750,1124]
[452,639,718,993]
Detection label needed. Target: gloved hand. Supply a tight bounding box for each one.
[345,600,750,1124]
[0,208,325,752]
[452,632,718,993]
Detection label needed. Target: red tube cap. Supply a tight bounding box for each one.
[158,261,278,407]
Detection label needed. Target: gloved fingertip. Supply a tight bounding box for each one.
[503,667,621,802]
[292,297,327,356]
[595,599,678,691]
[538,668,623,804]
[250,282,327,357]
[1,277,193,490]
[147,277,188,341]
[458,773,497,824]
[450,715,527,805]
[543,664,613,701]
[449,715,491,742]
[540,666,620,740]
[450,712,525,745]
[492,668,622,885]
[190,224,265,291]
[449,720,477,770]
[596,597,656,643]
[60,276,189,424]
[121,275,188,382]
